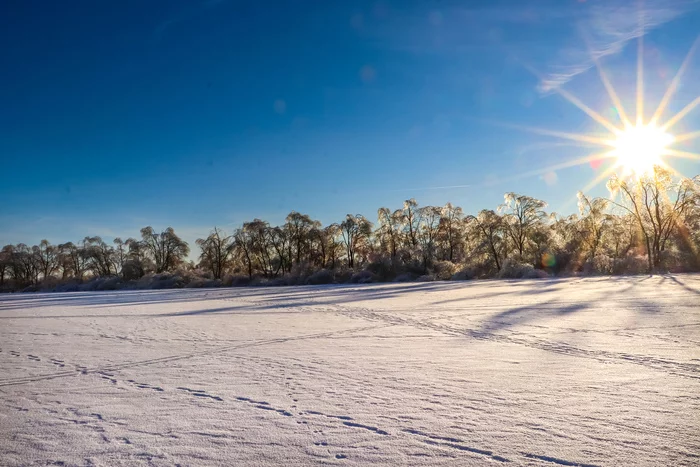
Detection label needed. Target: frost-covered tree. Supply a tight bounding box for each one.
[499,193,548,261]
[467,210,507,272]
[608,166,699,271]
[196,228,235,280]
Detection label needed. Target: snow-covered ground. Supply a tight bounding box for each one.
[1,276,699,466]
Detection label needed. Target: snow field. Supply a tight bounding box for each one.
[1,275,699,466]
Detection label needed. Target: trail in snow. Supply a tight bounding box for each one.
[1,275,699,466]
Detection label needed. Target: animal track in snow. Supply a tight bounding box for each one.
[406,428,509,462]
[234,395,293,415]
[127,379,164,392]
[177,387,222,401]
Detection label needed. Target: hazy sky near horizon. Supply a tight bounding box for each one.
[2,0,700,249]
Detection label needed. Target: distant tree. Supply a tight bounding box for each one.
[196,228,235,280]
[233,226,255,279]
[9,244,38,285]
[340,214,372,268]
[0,245,10,287]
[377,207,402,260]
[240,219,276,277]
[418,206,441,267]
[314,223,342,270]
[112,238,128,278]
[577,193,611,263]
[83,236,116,277]
[499,193,548,261]
[33,239,60,281]
[139,227,190,273]
[438,202,464,262]
[120,238,149,279]
[58,241,88,280]
[467,210,506,272]
[284,212,320,266]
[401,199,421,249]
[608,167,699,271]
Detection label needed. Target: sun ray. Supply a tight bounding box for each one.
[580,163,619,194]
[673,130,700,143]
[521,62,622,134]
[584,32,632,128]
[479,118,615,146]
[519,151,616,177]
[395,151,616,192]
[649,35,700,126]
[659,161,685,179]
[494,151,617,187]
[660,95,700,132]
[553,86,622,135]
[664,149,700,161]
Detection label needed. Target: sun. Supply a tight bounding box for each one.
[489,28,700,193]
[611,124,674,175]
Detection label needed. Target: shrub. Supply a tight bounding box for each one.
[365,259,397,282]
[497,259,545,279]
[228,275,251,287]
[306,269,334,285]
[394,273,418,282]
[350,270,375,284]
[451,267,476,281]
[431,261,457,281]
[612,255,649,275]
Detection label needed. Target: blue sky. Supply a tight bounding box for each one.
[2,0,700,251]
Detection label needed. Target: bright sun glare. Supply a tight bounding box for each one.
[611,124,674,175]
[499,27,700,192]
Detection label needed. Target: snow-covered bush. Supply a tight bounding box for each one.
[497,259,546,279]
[431,261,457,281]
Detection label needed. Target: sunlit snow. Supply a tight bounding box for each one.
[1,276,699,466]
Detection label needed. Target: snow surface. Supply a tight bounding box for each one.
[1,275,699,466]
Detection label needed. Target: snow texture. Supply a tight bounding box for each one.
[1,275,699,466]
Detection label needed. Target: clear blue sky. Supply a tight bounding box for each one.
[2,0,699,250]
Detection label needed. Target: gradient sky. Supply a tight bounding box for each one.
[2,0,700,251]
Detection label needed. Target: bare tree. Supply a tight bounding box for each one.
[33,239,60,281]
[284,212,320,266]
[340,214,372,268]
[233,226,255,279]
[0,245,11,288]
[58,241,88,280]
[196,228,235,280]
[140,227,190,273]
[83,236,116,277]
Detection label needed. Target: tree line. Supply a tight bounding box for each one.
[1,167,698,292]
